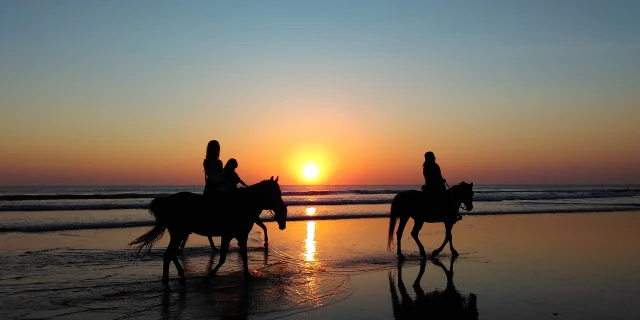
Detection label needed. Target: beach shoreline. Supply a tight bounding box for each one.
[1,211,639,319]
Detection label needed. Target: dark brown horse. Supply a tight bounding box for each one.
[388,257,478,319]
[178,217,270,252]
[387,182,474,259]
[129,176,287,284]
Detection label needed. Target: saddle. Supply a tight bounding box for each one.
[202,189,243,212]
[420,186,463,222]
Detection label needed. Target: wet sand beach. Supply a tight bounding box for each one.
[1,211,640,319]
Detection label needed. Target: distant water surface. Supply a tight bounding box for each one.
[0,184,638,232]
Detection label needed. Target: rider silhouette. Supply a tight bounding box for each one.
[224,158,249,189]
[180,140,226,252]
[203,140,227,195]
[422,151,447,207]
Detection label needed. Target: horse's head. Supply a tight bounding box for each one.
[453,182,474,212]
[259,176,288,230]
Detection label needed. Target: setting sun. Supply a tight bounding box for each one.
[302,163,320,180]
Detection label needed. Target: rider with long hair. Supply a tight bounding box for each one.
[203,140,227,195]
[180,140,226,252]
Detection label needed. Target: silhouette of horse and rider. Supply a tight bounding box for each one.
[389,257,478,319]
[130,141,474,284]
[179,141,270,252]
[388,151,474,259]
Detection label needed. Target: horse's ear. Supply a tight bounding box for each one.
[270,176,274,181]
[470,182,474,188]
[275,176,279,183]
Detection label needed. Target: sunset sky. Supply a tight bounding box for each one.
[1,1,639,186]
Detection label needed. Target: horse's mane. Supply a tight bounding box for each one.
[248,179,277,189]
[449,181,470,189]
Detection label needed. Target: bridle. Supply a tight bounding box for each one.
[446,182,468,211]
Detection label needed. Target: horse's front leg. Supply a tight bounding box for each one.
[238,235,253,280]
[254,218,268,248]
[209,236,230,277]
[207,236,218,251]
[446,222,459,257]
[178,234,189,252]
[410,220,427,258]
[432,222,450,257]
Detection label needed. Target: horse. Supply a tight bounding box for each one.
[388,257,478,319]
[387,182,474,260]
[129,176,287,284]
[178,217,270,252]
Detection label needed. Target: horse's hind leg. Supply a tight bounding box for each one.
[170,239,186,285]
[163,235,184,284]
[410,220,427,258]
[396,216,410,260]
[209,236,231,277]
[255,218,268,248]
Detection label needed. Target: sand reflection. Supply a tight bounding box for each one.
[304,221,316,261]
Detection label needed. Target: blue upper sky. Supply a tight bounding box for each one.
[1,1,639,185]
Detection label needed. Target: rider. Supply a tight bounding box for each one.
[421,151,447,208]
[224,158,249,189]
[180,140,226,252]
[203,140,227,196]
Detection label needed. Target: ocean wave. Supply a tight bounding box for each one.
[2,206,638,233]
[2,187,638,201]
[1,192,639,212]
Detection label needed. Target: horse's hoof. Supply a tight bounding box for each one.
[397,253,406,261]
[451,250,459,258]
[178,277,186,285]
[161,278,169,285]
[263,242,269,249]
[419,250,427,258]
[208,271,217,277]
[431,250,441,257]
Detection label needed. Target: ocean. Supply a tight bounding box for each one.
[2,185,640,319]
[1,184,639,233]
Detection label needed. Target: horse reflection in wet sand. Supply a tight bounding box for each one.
[129,177,287,284]
[389,257,478,320]
[388,182,474,260]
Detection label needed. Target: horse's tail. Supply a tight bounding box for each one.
[129,198,167,256]
[387,196,400,251]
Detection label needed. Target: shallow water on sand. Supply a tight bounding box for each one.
[1,212,640,319]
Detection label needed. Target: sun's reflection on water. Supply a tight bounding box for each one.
[305,207,316,216]
[304,221,316,262]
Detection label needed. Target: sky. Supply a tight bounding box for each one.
[1,0,639,186]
